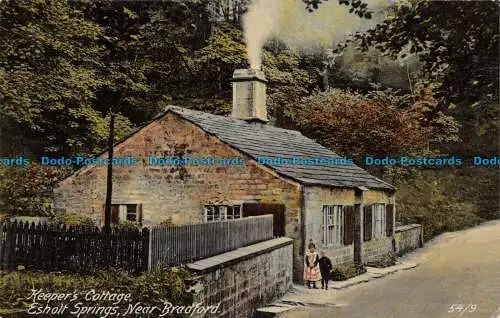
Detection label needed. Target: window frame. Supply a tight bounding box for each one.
[204,204,242,222]
[125,204,138,221]
[103,203,142,225]
[371,204,386,239]
[322,205,344,246]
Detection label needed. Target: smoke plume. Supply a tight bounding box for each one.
[242,0,388,69]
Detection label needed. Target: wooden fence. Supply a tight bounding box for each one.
[148,215,274,270]
[0,221,149,273]
[0,215,274,273]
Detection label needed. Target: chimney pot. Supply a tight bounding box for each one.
[231,69,268,123]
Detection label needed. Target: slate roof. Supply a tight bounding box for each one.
[166,106,394,191]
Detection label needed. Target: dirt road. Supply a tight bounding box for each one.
[283,221,500,318]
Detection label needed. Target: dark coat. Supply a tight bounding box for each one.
[318,256,333,275]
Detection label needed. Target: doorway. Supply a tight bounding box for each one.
[242,203,286,237]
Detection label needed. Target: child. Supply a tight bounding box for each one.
[318,251,332,290]
[303,243,321,289]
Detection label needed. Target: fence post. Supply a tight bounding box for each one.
[419,225,424,248]
[142,227,150,272]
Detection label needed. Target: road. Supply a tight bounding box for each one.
[283,221,500,318]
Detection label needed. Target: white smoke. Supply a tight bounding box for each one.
[242,0,388,69]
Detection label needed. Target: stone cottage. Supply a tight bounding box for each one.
[54,68,396,282]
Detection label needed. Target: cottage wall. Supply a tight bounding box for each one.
[54,112,304,280]
[303,186,395,276]
[362,192,396,263]
[303,187,355,267]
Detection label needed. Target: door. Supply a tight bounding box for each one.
[242,203,286,237]
[101,204,121,226]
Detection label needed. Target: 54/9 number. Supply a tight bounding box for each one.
[448,304,477,315]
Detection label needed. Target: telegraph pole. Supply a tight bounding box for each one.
[104,111,115,234]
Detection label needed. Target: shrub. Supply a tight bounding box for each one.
[159,217,174,226]
[118,219,142,229]
[330,263,366,281]
[366,253,397,268]
[54,213,95,226]
[0,267,197,316]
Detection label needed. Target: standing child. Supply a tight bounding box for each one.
[318,251,333,290]
[303,243,321,289]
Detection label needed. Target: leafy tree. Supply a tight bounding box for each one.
[0,164,66,216]
[76,1,167,127]
[293,89,431,162]
[262,44,317,127]
[302,0,372,17]
[0,0,106,156]
[355,0,499,133]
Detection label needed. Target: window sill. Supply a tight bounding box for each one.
[322,243,346,249]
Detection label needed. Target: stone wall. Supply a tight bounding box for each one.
[53,112,305,282]
[187,237,293,318]
[362,237,393,263]
[394,224,423,256]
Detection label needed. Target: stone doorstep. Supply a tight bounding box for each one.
[256,304,297,313]
[329,272,372,289]
[254,305,299,318]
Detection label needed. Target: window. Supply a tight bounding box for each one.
[372,204,386,238]
[126,204,138,221]
[322,205,344,246]
[204,205,242,222]
[226,205,241,219]
[102,204,142,225]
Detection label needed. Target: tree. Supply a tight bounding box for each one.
[262,43,317,127]
[302,0,372,17]
[0,164,66,216]
[355,1,498,117]
[293,89,431,162]
[0,0,107,156]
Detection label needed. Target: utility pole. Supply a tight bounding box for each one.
[104,111,115,234]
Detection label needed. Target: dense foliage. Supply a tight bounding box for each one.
[293,89,431,162]
[0,267,196,316]
[0,0,497,238]
[0,164,66,216]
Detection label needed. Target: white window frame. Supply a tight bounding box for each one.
[204,205,242,222]
[322,205,344,246]
[372,204,386,238]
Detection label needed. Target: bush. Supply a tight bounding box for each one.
[330,263,366,281]
[0,164,66,217]
[366,253,397,268]
[54,213,95,226]
[118,219,142,229]
[0,267,197,316]
[159,217,174,226]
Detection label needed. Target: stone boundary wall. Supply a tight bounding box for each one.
[186,237,293,318]
[362,237,393,263]
[394,224,423,256]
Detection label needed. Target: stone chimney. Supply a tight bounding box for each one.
[231,69,268,123]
